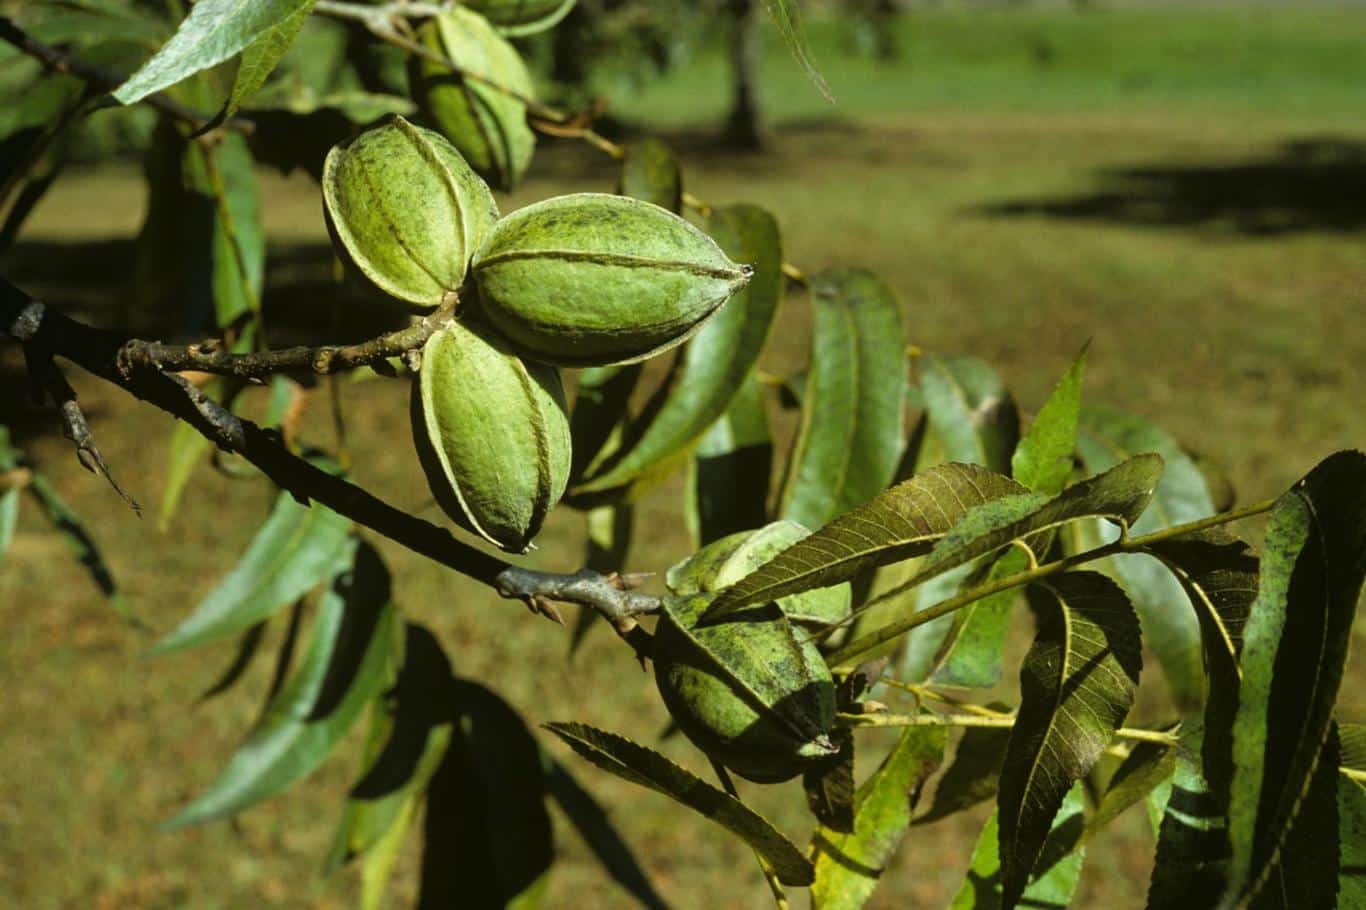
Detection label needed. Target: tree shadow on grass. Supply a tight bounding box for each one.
[980,136,1366,236]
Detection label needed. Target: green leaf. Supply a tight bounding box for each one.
[1144,530,1258,813]
[165,541,397,827]
[780,268,907,530]
[113,0,319,105]
[687,371,773,546]
[190,132,264,325]
[951,785,1086,910]
[997,572,1142,909]
[543,758,669,910]
[1146,723,1231,908]
[217,0,318,126]
[920,353,1020,476]
[915,721,1012,825]
[568,364,642,485]
[325,624,453,876]
[705,462,1023,621]
[1341,725,1366,772]
[0,486,18,571]
[576,205,783,495]
[1224,451,1366,907]
[926,547,1029,688]
[544,722,814,886]
[1340,773,1366,908]
[420,680,555,910]
[1011,348,1085,496]
[1080,740,1176,845]
[26,473,132,617]
[1078,405,1217,709]
[759,0,833,102]
[618,138,683,212]
[159,408,216,530]
[150,487,353,654]
[810,724,946,910]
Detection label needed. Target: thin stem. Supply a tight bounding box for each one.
[827,497,1277,668]
[837,712,1180,747]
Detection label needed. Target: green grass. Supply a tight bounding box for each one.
[3,4,1366,909]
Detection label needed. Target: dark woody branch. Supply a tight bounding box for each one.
[0,280,664,633]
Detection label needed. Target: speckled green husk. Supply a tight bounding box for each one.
[411,8,536,192]
[654,594,837,783]
[413,320,571,553]
[464,0,576,36]
[667,521,853,628]
[322,117,499,308]
[471,193,752,367]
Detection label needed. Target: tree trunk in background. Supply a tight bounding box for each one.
[723,0,766,150]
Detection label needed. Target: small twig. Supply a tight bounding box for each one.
[837,711,1181,747]
[0,17,253,135]
[38,358,141,513]
[116,295,459,381]
[494,567,662,638]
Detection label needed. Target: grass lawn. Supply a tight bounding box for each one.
[2,4,1365,909]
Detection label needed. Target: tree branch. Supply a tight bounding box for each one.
[0,279,664,631]
[116,294,459,381]
[0,17,253,136]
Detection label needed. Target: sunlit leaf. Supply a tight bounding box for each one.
[1011,347,1085,496]
[705,462,1023,621]
[114,0,319,105]
[951,785,1086,910]
[997,572,1142,909]
[1223,451,1366,906]
[215,0,319,127]
[545,722,814,886]
[781,268,907,530]
[926,548,1029,688]
[576,205,782,495]
[150,486,353,654]
[810,724,945,909]
[165,542,397,827]
[920,353,1020,477]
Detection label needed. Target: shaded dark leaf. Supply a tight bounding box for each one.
[687,372,772,546]
[804,731,855,834]
[618,138,682,212]
[950,785,1086,910]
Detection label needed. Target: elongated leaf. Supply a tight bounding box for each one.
[760,0,832,102]
[150,487,353,654]
[1342,725,1366,772]
[0,486,18,570]
[325,623,453,875]
[997,572,1142,910]
[705,463,1023,620]
[1081,741,1176,845]
[1224,452,1366,907]
[187,132,264,325]
[1340,774,1366,908]
[114,0,318,104]
[218,0,318,125]
[618,138,682,212]
[915,721,1012,825]
[951,785,1086,910]
[545,722,814,886]
[810,724,946,909]
[927,547,1029,688]
[1078,405,1216,709]
[544,758,669,910]
[1145,530,1258,811]
[781,268,907,530]
[687,371,772,546]
[1011,348,1085,496]
[920,354,1020,477]
[1147,723,1231,908]
[26,473,131,616]
[1246,730,1341,910]
[421,680,554,910]
[166,541,396,827]
[569,364,642,484]
[577,205,783,494]
[159,409,215,530]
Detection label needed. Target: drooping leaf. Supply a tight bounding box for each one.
[1146,723,1232,908]
[915,721,1012,825]
[926,547,1029,688]
[810,723,946,910]
[1144,530,1258,811]
[544,722,814,886]
[568,364,642,485]
[1011,348,1085,496]
[759,0,833,102]
[1078,405,1217,709]
[997,572,1142,909]
[919,353,1020,477]
[420,680,555,910]
[618,138,682,212]
[159,404,216,530]
[26,473,132,616]
[186,131,264,325]
[576,205,783,495]
[325,624,453,876]
[150,486,353,654]
[1223,452,1366,906]
[705,462,1023,621]
[217,0,319,126]
[199,621,268,701]
[543,758,669,910]
[829,457,1161,666]
[950,785,1086,910]
[113,0,319,105]
[1067,740,1176,852]
[165,541,396,827]
[780,268,907,530]
[687,371,772,546]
